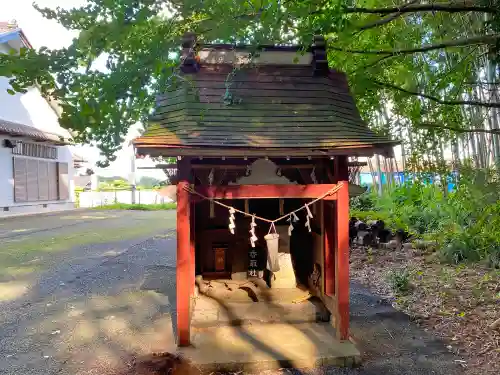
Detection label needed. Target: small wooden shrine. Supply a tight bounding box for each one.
[133,34,396,347]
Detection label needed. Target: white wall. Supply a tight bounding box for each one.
[0,135,75,217]
[0,135,14,208]
[0,39,75,216]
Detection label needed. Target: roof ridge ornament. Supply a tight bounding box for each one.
[181,32,199,73]
[312,35,329,76]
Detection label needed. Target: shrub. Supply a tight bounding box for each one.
[439,200,500,264]
[352,165,500,266]
[350,192,376,211]
[387,268,411,294]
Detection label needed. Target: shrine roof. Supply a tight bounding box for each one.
[134,37,397,157]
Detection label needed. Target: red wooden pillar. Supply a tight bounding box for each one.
[324,201,335,296]
[190,200,195,295]
[335,180,350,340]
[325,156,349,298]
[176,159,192,347]
[329,155,350,340]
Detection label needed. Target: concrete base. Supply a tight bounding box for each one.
[180,322,361,372]
[189,280,355,371]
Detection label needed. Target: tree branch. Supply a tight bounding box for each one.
[356,12,405,32]
[330,34,500,55]
[345,2,499,15]
[350,55,394,73]
[464,80,500,85]
[418,123,500,134]
[371,79,500,108]
[354,0,419,33]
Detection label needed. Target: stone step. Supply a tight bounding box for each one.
[192,296,330,327]
[180,322,361,372]
[196,279,312,303]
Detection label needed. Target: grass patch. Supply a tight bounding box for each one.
[95,203,176,211]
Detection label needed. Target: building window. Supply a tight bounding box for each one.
[12,141,57,159]
[13,157,68,202]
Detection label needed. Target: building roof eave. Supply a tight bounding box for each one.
[0,119,72,145]
[132,143,396,158]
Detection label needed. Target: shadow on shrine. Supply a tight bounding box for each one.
[132,32,396,371]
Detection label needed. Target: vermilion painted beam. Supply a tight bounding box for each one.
[194,184,339,200]
[176,180,191,347]
[335,180,350,341]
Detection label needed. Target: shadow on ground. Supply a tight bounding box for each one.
[0,210,464,375]
[0,211,177,375]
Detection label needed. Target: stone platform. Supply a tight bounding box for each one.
[186,279,360,372]
[193,279,330,326]
[180,322,361,372]
[192,294,330,327]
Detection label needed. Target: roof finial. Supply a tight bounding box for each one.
[181,32,199,73]
[312,35,328,76]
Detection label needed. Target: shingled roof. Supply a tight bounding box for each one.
[134,37,396,157]
[0,118,70,144]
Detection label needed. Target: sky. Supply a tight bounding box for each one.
[3,0,165,180]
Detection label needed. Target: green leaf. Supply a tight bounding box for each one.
[0,0,497,167]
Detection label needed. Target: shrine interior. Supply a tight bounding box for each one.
[190,157,337,296]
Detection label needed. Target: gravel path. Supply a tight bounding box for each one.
[0,210,178,375]
[0,210,463,375]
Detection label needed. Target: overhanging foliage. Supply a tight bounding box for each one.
[0,0,499,166]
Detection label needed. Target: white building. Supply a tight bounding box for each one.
[0,21,75,217]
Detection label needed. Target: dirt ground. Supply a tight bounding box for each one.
[0,210,466,375]
[350,245,500,375]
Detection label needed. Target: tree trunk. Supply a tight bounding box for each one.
[485,12,500,163]
[367,157,378,188]
[375,154,383,195]
[451,136,460,180]
[398,120,407,172]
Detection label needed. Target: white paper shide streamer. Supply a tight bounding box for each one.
[310,167,317,184]
[184,182,344,240]
[249,215,258,247]
[287,211,299,236]
[304,204,313,232]
[228,207,236,234]
[287,215,293,236]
